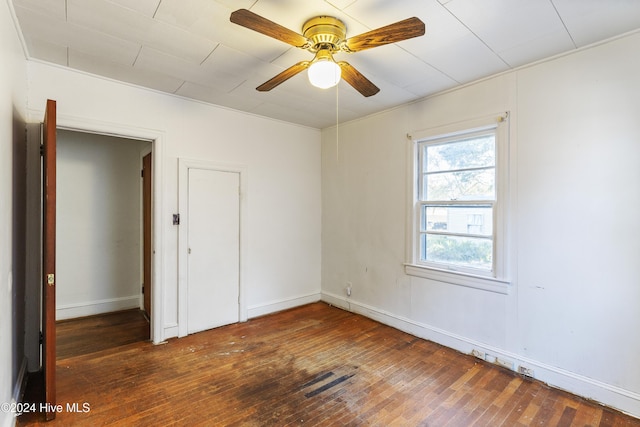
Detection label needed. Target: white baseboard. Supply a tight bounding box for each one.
[247,292,321,319]
[164,294,322,341]
[162,323,178,342]
[321,291,640,419]
[56,295,140,320]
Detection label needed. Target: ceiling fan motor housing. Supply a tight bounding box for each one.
[302,16,347,52]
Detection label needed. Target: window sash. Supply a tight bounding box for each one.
[417,201,496,273]
[416,129,497,274]
[422,132,496,174]
[420,202,494,238]
[419,233,494,272]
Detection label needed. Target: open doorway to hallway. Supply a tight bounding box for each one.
[56,129,152,336]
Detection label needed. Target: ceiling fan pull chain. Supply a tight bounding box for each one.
[336,82,340,162]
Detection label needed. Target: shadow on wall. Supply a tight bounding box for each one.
[11,105,27,395]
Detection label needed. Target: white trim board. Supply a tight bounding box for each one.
[56,295,140,320]
[247,293,321,319]
[321,291,640,419]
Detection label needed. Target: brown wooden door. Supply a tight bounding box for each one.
[142,152,152,317]
[42,99,57,420]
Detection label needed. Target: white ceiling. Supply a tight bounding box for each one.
[11,0,640,129]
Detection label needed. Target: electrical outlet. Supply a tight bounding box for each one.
[495,357,514,370]
[518,366,534,378]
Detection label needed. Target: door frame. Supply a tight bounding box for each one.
[49,114,165,344]
[177,158,248,337]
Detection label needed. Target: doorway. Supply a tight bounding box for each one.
[23,114,160,421]
[56,130,152,332]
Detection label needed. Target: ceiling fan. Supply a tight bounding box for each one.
[230,9,425,97]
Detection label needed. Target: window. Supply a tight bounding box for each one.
[406,114,510,292]
[419,129,496,272]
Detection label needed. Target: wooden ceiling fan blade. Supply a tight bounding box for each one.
[343,17,425,52]
[230,9,309,48]
[338,62,380,97]
[257,61,311,92]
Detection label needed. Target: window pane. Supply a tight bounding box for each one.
[421,206,448,232]
[420,234,493,271]
[423,168,495,201]
[424,134,495,173]
[422,205,493,236]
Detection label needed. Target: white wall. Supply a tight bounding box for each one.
[0,1,27,426]
[26,61,322,341]
[56,130,149,319]
[321,32,640,417]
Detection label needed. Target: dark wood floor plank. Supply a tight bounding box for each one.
[17,302,640,426]
[56,308,149,359]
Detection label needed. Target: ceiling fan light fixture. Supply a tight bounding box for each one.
[308,48,341,89]
[308,59,341,89]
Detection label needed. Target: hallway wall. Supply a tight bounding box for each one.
[56,129,149,319]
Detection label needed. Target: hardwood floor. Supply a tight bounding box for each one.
[17,303,640,426]
[56,308,150,359]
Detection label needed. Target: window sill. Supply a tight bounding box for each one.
[404,264,510,294]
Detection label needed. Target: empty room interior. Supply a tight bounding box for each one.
[1,0,639,425]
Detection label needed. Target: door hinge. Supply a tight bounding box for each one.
[39,331,43,344]
[141,169,144,178]
[172,214,180,225]
[39,144,44,157]
[142,284,144,294]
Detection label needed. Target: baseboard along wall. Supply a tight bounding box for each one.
[321,291,640,419]
[56,295,140,320]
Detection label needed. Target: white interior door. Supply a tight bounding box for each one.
[187,168,240,334]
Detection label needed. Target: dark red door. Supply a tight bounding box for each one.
[42,99,57,420]
[142,152,152,318]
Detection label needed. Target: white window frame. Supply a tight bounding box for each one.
[405,113,511,294]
